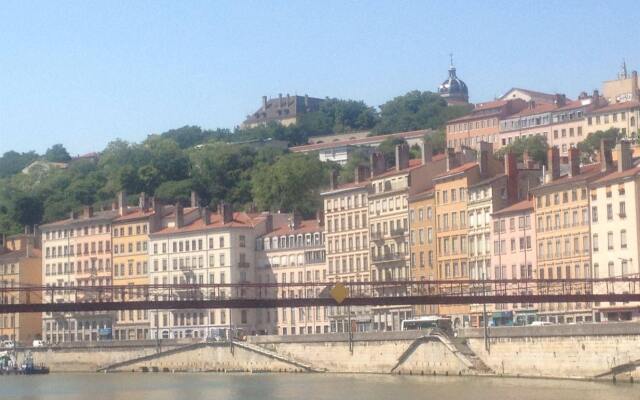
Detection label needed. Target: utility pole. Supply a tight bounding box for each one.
[482,271,489,353]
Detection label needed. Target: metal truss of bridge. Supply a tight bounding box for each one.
[1,278,640,313]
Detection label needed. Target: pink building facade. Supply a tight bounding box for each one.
[490,200,537,326]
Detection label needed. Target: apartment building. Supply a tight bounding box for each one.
[531,147,604,324]
[589,141,640,322]
[585,101,640,140]
[408,189,437,316]
[368,144,446,331]
[41,206,116,343]
[321,165,372,332]
[148,203,268,339]
[256,215,328,335]
[490,200,537,326]
[0,233,41,343]
[446,99,527,150]
[111,192,156,341]
[433,145,495,327]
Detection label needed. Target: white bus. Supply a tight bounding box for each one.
[401,316,452,333]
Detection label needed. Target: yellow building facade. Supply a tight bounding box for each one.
[0,234,42,343]
[408,189,437,316]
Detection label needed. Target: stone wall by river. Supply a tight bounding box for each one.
[26,322,640,382]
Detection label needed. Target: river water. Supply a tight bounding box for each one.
[1,373,637,400]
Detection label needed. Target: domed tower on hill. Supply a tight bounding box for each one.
[438,54,469,105]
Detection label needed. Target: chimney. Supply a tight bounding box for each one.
[617,141,633,172]
[139,192,149,211]
[528,100,536,110]
[117,190,127,216]
[201,207,211,225]
[330,169,339,190]
[445,148,458,171]
[265,213,273,233]
[355,165,370,184]
[316,209,324,227]
[553,94,566,107]
[369,151,386,177]
[190,191,199,208]
[219,201,233,224]
[395,143,410,171]
[568,147,580,177]
[175,203,184,228]
[149,198,163,232]
[592,90,600,108]
[304,94,309,109]
[479,141,493,177]
[505,152,518,200]
[278,93,283,107]
[522,151,535,169]
[599,139,614,172]
[289,213,302,229]
[421,139,433,164]
[632,71,639,99]
[546,147,560,182]
[83,205,93,219]
[262,95,267,109]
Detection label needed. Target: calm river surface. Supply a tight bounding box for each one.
[1,373,637,400]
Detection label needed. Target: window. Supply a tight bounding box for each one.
[619,202,626,218]
[593,234,599,252]
[607,204,613,220]
[621,230,627,249]
[607,231,614,250]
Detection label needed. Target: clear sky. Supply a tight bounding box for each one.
[1,1,638,155]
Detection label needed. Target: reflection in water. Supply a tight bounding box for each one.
[1,373,637,400]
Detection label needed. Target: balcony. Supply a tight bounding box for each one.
[372,252,405,263]
[371,232,384,241]
[389,228,406,238]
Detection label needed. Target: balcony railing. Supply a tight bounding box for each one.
[372,252,405,263]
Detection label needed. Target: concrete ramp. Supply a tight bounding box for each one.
[593,359,640,379]
[232,341,325,372]
[96,343,208,372]
[391,330,492,374]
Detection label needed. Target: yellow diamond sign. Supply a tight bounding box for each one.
[330,282,349,304]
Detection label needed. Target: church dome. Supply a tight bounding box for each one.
[438,58,469,104]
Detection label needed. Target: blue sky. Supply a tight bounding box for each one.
[0,1,638,155]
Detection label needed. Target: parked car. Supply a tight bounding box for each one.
[2,340,16,348]
[32,340,46,348]
[530,321,552,326]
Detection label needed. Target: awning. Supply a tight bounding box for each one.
[492,311,513,318]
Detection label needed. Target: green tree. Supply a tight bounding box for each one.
[0,150,39,177]
[158,125,231,149]
[577,128,621,162]
[251,153,329,217]
[373,91,471,134]
[424,129,447,155]
[377,137,407,168]
[495,134,548,165]
[11,195,44,228]
[339,147,371,184]
[154,179,193,204]
[44,144,71,162]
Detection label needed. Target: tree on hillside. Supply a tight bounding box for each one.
[0,150,39,177]
[377,137,407,169]
[11,195,44,228]
[303,98,378,134]
[44,144,71,163]
[372,91,471,135]
[424,129,447,155]
[251,153,329,217]
[190,143,257,207]
[339,147,371,184]
[154,179,193,204]
[157,125,231,149]
[577,128,621,162]
[495,134,548,165]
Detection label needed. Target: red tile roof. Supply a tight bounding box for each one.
[263,219,323,238]
[592,164,640,185]
[492,200,534,216]
[152,212,264,236]
[590,101,640,114]
[434,162,478,179]
[508,103,557,118]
